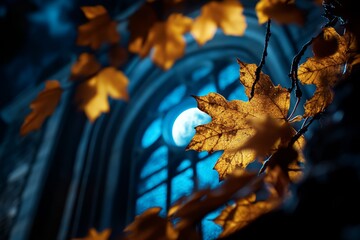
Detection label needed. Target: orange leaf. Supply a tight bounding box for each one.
[214,166,289,237]
[237,115,294,159]
[168,169,259,231]
[255,0,305,25]
[137,13,193,70]
[71,53,129,121]
[77,5,120,49]
[73,228,111,240]
[187,60,299,180]
[20,80,62,136]
[123,207,178,240]
[128,3,157,54]
[108,45,128,67]
[298,27,357,117]
[75,67,129,122]
[191,0,246,46]
[71,53,101,80]
[236,116,305,182]
[214,194,280,237]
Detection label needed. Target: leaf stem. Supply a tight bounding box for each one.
[287,96,301,121]
[259,114,320,175]
[258,157,270,175]
[250,19,271,100]
[289,113,321,146]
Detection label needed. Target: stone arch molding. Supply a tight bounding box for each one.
[0,3,323,240]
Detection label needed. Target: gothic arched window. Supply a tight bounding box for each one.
[105,8,321,239]
[133,58,244,239]
[0,2,324,240]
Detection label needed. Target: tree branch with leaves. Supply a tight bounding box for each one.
[17,0,360,239]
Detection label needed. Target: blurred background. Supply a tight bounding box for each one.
[0,0,324,239]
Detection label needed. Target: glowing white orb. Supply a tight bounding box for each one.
[172,108,211,146]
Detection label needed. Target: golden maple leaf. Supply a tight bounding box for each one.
[128,3,157,54]
[73,228,111,240]
[20,80,63,136]
[70,53,101,80]
[255,0,305,25]
[77,5,120,49]
[237,115,305,182]
[72,53,129,122]
[108,45,128,67]
[214,164,291,237]
[128,0,188,55]
[123,207,178,240]
[213,170,281,238]
[136,13,193,70]
[187,60,297,180]
[214,195,279,237]
[168,170,259,230]
[238,116,293,159]
[191,0,246,46]
[298,27,358,117]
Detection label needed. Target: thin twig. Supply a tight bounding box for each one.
[300,116,310,129]
[289,113,321,146]
[258,156,271,175]
[287,97,301,121]
[259,114,320,175]
[287,29,324,118]
[250,19,271,100]
[287,17,338,120]
[288,36,315,95]
[288,17,338,94]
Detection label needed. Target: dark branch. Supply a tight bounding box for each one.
[287,96,301,121]
[287,16,338,120]
[250,19,271,100]
[289,113,321,146]
[288,36,314,96]
[288,16,338,94]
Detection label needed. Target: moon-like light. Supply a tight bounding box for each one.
[172,108,211,146]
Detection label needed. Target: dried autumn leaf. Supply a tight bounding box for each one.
[20,80,62,136]
[73,228,111,240]
[191,0,246,46]
[138,13,193,70]
[298,27,357,117]
[168,169,259,231]
[237,115,293,159]
[147,0,184,4]
[108,45,128,67]
[128,3,157,54]
[214,195,280,237]
[71,53,129,122]
[75,67,129,121]
[265,164,291,198]
[187,60,294,180]
[123,170,262,240]
[77,5,120,49]
[312,27,339,59]
[255,0,305,25]
[123,207,178,240]
[232,114,305,182]
[214,165,290,238]
[70,53,101,80]
[285,131,306,182]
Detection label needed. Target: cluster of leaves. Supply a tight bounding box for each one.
[20,0,312,135]
[20,5,129,135]
[118,1,359,240]
[19,0,360,239]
